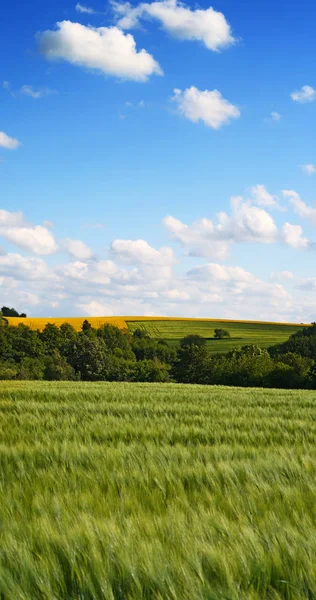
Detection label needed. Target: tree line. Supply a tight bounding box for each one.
[1,312,316,388]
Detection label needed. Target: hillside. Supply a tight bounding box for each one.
[6,315,309,354]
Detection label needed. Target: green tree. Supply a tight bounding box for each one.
[70,336,108,381]
[81,319,94,336]
[133,358,170,382]
[44,350,77,381]
[173,344,210,383]
[214,328,230,340]
[41,323,62,354]
[1,306,26,317]
[179,335,206,348]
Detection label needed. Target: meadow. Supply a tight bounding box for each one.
[6,316,308,354]
[1,380,316,599]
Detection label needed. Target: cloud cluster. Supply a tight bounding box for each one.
[163,188,310,258]
[37,20,162,81]
[1,184,315,321]
[113,0,235,51]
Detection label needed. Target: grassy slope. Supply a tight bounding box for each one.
[1,380,316,599]
[127,319,307,353]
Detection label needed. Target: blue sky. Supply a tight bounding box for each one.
[1,0,316,320]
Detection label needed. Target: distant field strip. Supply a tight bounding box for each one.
[1,381,316,599]
[127,319,307,352]
[6,316,308,353]
[6,316,129,331]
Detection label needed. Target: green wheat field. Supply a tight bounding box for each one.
[127,320,306,353]
[2,380,316,599]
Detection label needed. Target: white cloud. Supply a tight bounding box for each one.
[301,164,316,175]
[188,262,254,283]
[0,210,25,227]
[20,85,56,99]
[0,253,52,281]
[125,99,145,108]
[113,0,235,51]
[63,238,93,260]
[164,193,311,258]
[172,87,240,129]
[0,131,21,150]
[75,3,96,13]
[249,184,277,207]
[270,270,295,282]
[297,278,316,292]
[271,111,281,121]
[291,85,316,103]
[0,225,59,255]
[163,215,230,260]
[281,222,310,249]
[283,189,316,227]
[111,238,175,265]
[38,20,162,81]
[0,209,59,255]
[77,301,115,316]
[1,192,315,322]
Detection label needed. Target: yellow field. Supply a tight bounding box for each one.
[6,315,309,332]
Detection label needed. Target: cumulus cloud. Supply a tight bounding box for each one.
[281,222,309,249]
[283,189,316,227]
[63,238,93,260]
[0,253,52,281]
[164,193,311,258]
[164,197,278,259]
[291,85,316,103]
[0,210,25,227]
[113,0,235,51]
[37,20,162,81]
[249,184,277,207]
[163,215,230,260]
[0,225,59,255]
[0,209,58,255]
[111,238,175,265]
[172,86,240,129]
[20,85,56,99]
[0,131,21,150]
[301,164,316,175]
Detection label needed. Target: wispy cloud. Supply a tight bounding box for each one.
[20,85,56,99]
[75,3,97,14]
[301,164,316,175]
